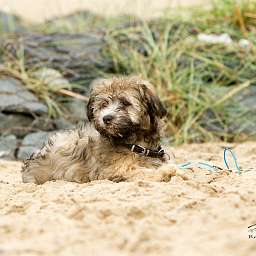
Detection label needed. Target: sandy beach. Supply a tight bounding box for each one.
[0,0,208,22]
[0,142,256,256]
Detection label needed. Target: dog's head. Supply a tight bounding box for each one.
[87,76,167,142]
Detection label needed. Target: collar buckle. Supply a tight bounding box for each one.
[131,144,147,155]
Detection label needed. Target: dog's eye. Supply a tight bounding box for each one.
[120,98,131,107]
[100,101,109,109]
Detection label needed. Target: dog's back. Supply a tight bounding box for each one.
[21,124,99,184]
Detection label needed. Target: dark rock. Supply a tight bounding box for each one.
[17,131,54,160]
[31,117,55,131]
[2,33,111,87]
[0,78,48,115]
[229,87,256,136]
[17,146,38,160]
[0,135,17,159]
[0,113,57,137]
[22,131,50,147]
[0,113,33,137]
[203,86,256,136]
[54,117,75,130]
[64,99,87,122]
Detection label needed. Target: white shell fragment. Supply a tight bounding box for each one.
[197,33,233,45]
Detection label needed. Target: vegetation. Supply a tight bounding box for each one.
[0,0,256,143]
[102,0,256,143]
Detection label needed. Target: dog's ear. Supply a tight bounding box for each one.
[139,83,167,119]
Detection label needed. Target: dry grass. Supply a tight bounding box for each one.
[102,0,256,143]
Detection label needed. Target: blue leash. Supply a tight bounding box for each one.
[223,148,241,174]
[178,148,241,174]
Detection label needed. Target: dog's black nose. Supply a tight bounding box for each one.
[103,115,114,124]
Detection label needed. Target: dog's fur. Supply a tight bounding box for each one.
[21,76,177,184]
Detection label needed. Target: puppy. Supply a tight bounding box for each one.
[21,76,177,184]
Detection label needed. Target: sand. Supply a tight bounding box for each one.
[0,0,209,23]
[0,142,256,256]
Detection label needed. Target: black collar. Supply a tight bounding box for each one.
[123,144,166,159]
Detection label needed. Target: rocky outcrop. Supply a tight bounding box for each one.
[0,77,48,114]
[17,131,53,160]
[0,135,17,159]
[0,72,86,160]
[2,32,111,86]
[202,86,256,137]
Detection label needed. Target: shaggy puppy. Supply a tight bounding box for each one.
[21,76,177,184]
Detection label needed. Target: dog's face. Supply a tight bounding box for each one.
[87,77,167,141]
